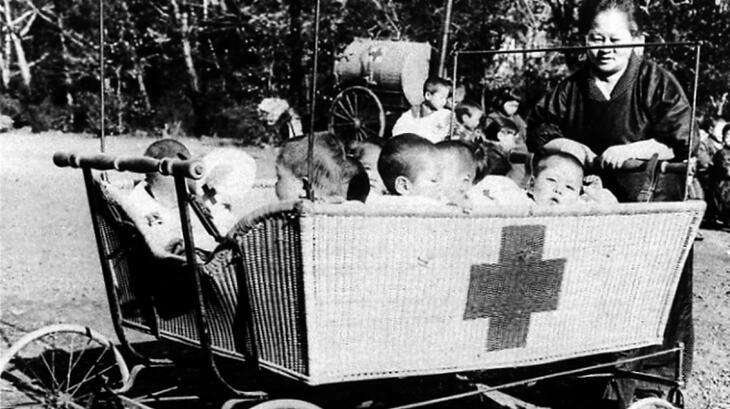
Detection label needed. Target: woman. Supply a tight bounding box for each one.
[526,0,694,406]
[527,0,693,202]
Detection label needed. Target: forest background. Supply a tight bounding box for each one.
[1,0,729,144]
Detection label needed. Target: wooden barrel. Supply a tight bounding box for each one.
[334,38,432,106]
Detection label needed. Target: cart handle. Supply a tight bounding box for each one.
[508,150,688,174]
[53,151,205,180]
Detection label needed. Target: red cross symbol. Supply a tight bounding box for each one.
[464,225,565,351]
[368,47,384,62]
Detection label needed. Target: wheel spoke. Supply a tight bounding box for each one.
[5,399,45,408]
[333,108,353,123]
[16,359,53,393]
[66,338,94,385]
[353,91,359,115]
[37,348,60,391]
[343,94,356,116]
[65,346,109,396]
[65,334,75,392]
[68,362,116,397]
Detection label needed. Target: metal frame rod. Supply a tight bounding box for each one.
[449,52,458,139]
[306,0,322,201]
[437,0,455,76]
[387,346,683,409]
[685,44,701,200]
[99,0,105,152]
[454,41,700,56]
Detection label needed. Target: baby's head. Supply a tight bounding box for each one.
[276,133,367,202]
[143,138,191,193]
[454,102,484,131]
[436,140,478,205]
[378,134,441,199]
[349,138,386,195]
[485,118,520,151]
[422,77,451,111]
[530,152,585,206]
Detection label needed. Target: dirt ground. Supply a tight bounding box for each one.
[1,131,728,408]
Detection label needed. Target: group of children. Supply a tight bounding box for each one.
[115,76,618,258]
[272,76,617,209]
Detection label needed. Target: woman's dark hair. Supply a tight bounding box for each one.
[484,118,519,142]
[493,88,521,113]
[578,0,642,36]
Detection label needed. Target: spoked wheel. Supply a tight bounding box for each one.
[627,397,678,409]
[328,86,385,143]
[0,324,130,408]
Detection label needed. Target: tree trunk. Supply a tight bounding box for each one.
[120,0,151,111]
[171,0,199,93]
[287,0,303,108]
[170,0,205,136]
[4,0,31,88]
[2,0,14,87]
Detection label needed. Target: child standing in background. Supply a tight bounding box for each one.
[392,77,452,143]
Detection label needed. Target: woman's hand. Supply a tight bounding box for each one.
[598,140,674,169]
[598,144,636,169]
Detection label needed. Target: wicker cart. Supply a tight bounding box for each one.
[0,151,704,409]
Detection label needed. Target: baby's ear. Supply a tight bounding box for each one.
[300,177,311,199]
[394,175,411,196]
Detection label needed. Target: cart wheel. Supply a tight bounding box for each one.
[328,86,385,142]
[627,397,678,409]
[246,399,323,409]
[0,324,130,408]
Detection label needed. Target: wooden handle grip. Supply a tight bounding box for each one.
[53,151,205,179]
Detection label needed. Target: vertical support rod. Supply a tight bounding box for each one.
[99,0,105,153]
[676,342,686,387]
[449,52,458,139]
[684,42,701,200]
[306,0,322,201]
[81,168,150,364]
[438,0,455,77]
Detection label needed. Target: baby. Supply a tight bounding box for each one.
[436,140,478,206]
[391,77,452,143]
[275,133,369,203]
[529,152,585,206]
[376,133,442,202]
[348,138,387,196]
[469,148,617,207]
[453,102,486,143]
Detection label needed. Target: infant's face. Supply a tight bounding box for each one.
[502,100,520,116]
[274,163,305,200]
[532,157,584,206]
[462,110,483,130]
[425,88,450,111]
[409,159,443,200]
[359,145,387,195]
[496,128,519,150]
[440,153,473,205]
[585,9,634,76]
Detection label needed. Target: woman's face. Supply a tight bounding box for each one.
[502,100,520,116]
[585,9,634,76]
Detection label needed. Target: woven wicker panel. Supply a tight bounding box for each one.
[300,201,704,384]
[156,247,247,355]
[92,180,152,329]
[231,202,309,378]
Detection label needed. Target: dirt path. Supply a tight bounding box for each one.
[1,131,728,407]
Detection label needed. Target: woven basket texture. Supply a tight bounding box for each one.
[228,200,704,385]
